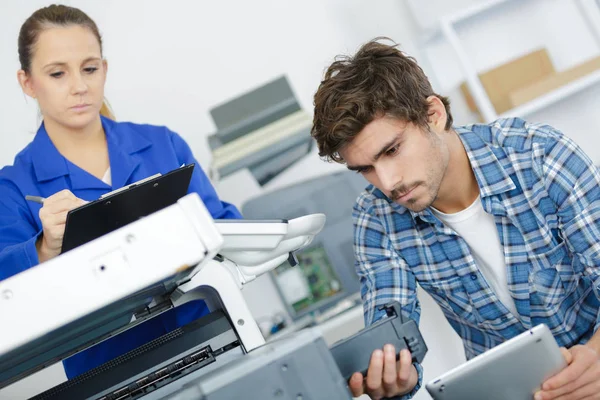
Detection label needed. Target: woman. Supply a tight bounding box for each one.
[0,4,241,378]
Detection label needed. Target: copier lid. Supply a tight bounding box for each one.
[0,271,191,389]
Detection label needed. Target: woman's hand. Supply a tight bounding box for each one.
[36,190,87,262]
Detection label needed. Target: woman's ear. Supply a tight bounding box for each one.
[17,70,36,99]
[102,59,108,81]
[426,95,448,132]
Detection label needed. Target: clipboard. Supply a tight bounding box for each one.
[61,164,195,253]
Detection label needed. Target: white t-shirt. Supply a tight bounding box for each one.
[431,196,518,316]
[101,167,112,186]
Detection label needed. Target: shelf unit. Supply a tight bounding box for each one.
[415,0,600,122]
[498,68,600,119]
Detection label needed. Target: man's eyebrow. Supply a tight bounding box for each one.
[373,132,404,161]
[345,132,404,171]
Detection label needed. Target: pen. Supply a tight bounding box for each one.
[25,195,45,204]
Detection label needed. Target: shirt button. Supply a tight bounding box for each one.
[470,273,477,280]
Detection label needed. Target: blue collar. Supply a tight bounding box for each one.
[30,116,153,189]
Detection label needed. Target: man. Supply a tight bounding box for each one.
[311,38,600,400]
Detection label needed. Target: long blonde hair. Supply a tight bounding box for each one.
[100,98,115,120]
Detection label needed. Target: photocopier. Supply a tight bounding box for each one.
[0,193,427,399]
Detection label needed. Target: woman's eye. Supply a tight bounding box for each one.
[84,67,98,74]
[50,71,64,78]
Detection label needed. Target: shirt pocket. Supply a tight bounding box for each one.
[528,242,576,307]
[419,276,479,325]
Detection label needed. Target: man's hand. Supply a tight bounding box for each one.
[534,345,600,400]
[349,345,418,400]
[36,190,87,263]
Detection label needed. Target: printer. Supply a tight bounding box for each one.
[207,76,313,186]
[0,193,427,399]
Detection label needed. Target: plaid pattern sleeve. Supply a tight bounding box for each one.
[353,197,421,327]
[353,195,422,399]
[352,118,600,398]
[535,124,600,331]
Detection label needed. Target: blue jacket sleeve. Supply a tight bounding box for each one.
[168,130,242,220]
[0,179,41,280]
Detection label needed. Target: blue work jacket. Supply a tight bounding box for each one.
[0,116,241,378]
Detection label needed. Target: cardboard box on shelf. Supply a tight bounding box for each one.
[508,56,600,108]
[460,48,555,117]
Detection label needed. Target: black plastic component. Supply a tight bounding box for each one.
[62,164,195,253]
[330,302,428,381]
[30,311,232,400]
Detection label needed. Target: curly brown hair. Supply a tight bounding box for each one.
[311,37,452,163]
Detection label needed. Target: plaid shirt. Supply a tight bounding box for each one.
[353,118,600,399]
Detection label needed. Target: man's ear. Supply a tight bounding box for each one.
[17,70,36,99]
[426,95,448,132]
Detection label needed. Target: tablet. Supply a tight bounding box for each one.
[425,324,567,400]
[61,164,195,253]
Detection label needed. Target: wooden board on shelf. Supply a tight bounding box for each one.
[508,56,600,108]
[460,48,555,116]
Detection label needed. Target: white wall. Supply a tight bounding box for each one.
[2,1,599,399]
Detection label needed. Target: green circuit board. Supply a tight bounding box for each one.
[273,244,342,313]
